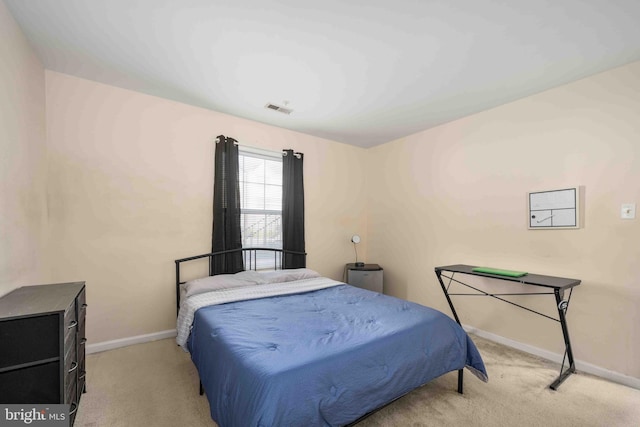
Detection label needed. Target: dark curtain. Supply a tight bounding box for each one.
[282,149,306,268]
[211,135,244,274]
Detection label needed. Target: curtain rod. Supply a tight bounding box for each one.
[282,150,302,159]
[215,136,302,158]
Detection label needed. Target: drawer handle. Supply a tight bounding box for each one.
[68,361,78,373]
[69,403,78,416]
[79,370,86,380]
[80,338,88,345]
[82,303,88,308]
[67,320,78,330]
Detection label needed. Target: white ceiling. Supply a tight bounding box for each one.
[6,0,640,148]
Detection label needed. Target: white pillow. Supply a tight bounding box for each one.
[258,268,321,284]
[183,270,265,298]
[182,268,321,298]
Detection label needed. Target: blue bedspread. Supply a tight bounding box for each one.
[189,284,487,427]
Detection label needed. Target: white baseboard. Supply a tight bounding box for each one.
[86,329,177,354]
[463,324,640,391]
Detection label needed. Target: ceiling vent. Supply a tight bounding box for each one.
[264,103,293,115]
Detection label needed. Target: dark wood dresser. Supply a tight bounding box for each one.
[0,282,86,424]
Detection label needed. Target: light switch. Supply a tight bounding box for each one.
[621,203,636,219]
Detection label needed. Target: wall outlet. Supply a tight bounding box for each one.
[621,203,636,219]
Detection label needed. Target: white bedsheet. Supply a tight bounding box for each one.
[176,276,342,350]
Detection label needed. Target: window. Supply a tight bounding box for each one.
[238,148,283,261]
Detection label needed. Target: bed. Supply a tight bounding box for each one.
[175,248,487,426]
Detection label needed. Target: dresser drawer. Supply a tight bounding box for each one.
[69,400,79,427]
[0,361,60,403]
[64,299,77,327]
[64,333,77,372]
[65,365,78,404]
[64,302,78,345]
[78,336,86,377]
[77,288,87,316]
[78,366,87,395]
[0,314,59,369]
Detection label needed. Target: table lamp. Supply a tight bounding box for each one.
[351,235,364,267]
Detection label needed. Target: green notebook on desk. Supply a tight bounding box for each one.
[472,267,528,277]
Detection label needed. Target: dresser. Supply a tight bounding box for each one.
[0,282,86,425]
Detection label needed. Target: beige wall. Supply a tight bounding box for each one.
[45,71,368,344]
[0,1,48,296]
[367,61,640,379]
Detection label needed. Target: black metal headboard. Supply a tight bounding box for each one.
[174,248,307,314]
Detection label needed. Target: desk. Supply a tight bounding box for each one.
[434,264,581,390]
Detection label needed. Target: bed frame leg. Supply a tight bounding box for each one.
[457,369,464,394]
[199,381,204,396]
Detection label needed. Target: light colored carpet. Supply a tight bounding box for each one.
[74,335,640,427]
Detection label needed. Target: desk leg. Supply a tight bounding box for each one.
[436,271,465,394]
[550,289,576,390]
[436,271,461,325]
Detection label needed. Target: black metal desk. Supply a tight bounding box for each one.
[434,264,581,390]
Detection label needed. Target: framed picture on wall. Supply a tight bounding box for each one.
[528,187,580,229]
